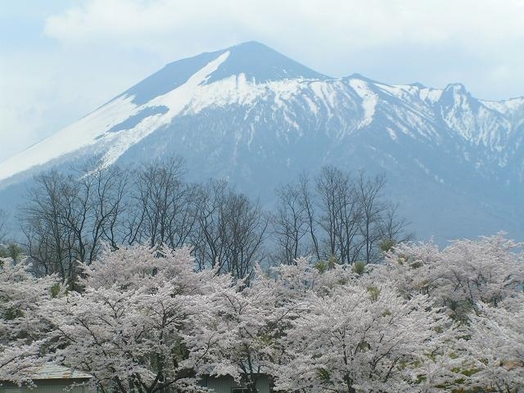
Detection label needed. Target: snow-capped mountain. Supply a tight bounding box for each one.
[1,41,523,242]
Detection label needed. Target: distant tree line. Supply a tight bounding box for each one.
[3,157,409,287]
[271,166,410,267]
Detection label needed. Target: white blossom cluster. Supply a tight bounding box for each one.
[0,234,522,392]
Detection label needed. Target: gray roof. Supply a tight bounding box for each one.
[31,364,92,380]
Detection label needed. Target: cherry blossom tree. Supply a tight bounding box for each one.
[182,258,354,393]
[40,245,230,393]
[376,234,524,389]
[186,256,465,393]
[0,258,60,384]
[184,267,292,393]
[274,280,464,393]
[379,234,523,321]
[468,294,524,392]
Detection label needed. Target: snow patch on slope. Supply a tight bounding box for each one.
[376,83,443,105]
[386,127,398,141]
[185,73,305,113]
[0,95,139,181]
[184,74,353,126]
[0,51,231,181]
[419,87,443,103]
[348,79,378,127]
[481,97,524,115]
[100,51,231,167]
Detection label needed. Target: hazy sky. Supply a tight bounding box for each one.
[2,0,524,162]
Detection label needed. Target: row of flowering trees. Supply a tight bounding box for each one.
[1,234,523,392]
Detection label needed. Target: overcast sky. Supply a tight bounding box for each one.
[2,0,524,162]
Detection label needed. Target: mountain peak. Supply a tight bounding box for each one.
[443,83,467,94]
[228,41,270,51]
[206,41,330,84]
[409,82,426,89]
[439,82,478,109]
[117,41,329,105]
[346,73,377,83]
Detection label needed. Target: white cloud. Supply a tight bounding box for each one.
[43,0,244,58]
[0,43,161,162]
[43,0,524,52]
[40,0,524,95]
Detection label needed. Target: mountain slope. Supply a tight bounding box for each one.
[1,41,523,242]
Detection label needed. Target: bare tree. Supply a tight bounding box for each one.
[298,174,321,261]
[271,183,308,265]
[0,209,7,244]
[0,210,20,261]
[272,167,410,267]
[191,181,226,272]
[355,171,388,264]
[194,180,268,279]
[124,157,199,249]
[297,174,320,260]
[315,166,363,264]
[20,171,76,281]
[377,203,413,252]
[19,165,128,287]
[78,165,129,256]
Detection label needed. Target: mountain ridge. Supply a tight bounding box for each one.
[1,41,523,242]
